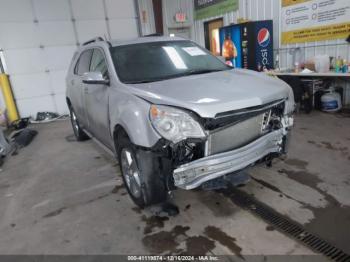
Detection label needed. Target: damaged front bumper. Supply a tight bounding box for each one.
[173,129,287,190]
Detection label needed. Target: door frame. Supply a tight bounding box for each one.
[152,0,164,34]
[204,18,224,52]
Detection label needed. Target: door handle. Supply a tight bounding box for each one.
[70,80,75,85]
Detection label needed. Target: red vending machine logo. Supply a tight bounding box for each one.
[257,28,270,48]
[257,28,271,69]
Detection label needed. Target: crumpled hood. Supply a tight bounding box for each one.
[127,69,291,118]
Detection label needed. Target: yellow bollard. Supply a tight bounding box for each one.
[0,73,19,123]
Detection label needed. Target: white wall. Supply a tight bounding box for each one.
[162,0,194,37]
[138,0,156,36]
[0,0,139,118]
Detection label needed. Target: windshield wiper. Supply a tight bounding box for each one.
[126,76,180,84]
[182,69,227,76]
[125,79,160,84]
[125,68,230,84]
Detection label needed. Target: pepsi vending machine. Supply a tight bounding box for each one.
[219,24,242,68]
[219,20,273,71]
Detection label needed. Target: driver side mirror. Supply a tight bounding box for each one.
[82,72,109,85]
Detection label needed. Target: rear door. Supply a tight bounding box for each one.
[70,49,93,128]
[83,48,112,147]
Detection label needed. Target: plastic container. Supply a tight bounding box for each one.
[314,55,330,73]
[321,89,342,112]
[335,56,342,73]
[294,62,299,73]
[342,59,348,73]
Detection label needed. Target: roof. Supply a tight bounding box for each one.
[110,36,188,47]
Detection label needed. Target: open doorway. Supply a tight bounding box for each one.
[152,0,163,34]
[204,18,223,56]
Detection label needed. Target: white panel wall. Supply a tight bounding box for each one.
[192,0,246,46]
[0,0,139,118]
[107,0,139,39]
[193,0,244,47]
[162,0,195,38]
[138,0,156,36]
[163,0,194,28]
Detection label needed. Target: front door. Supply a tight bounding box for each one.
[83,48,112,148]
[204,18,223,56]
[72,49,93,128]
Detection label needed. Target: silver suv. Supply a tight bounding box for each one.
[66,36,294,207]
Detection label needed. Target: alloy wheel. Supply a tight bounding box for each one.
[120,148,142,198]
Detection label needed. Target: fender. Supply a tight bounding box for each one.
[108,88,161,148]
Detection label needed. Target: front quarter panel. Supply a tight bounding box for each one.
[109,87,161,148]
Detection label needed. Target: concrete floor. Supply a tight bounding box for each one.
[0,112,348,256]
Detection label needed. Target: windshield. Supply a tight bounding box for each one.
[110,40,231,84]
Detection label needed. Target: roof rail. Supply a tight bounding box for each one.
[82,37,104,46]
[82,36,112,47]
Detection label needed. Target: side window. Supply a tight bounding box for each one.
[75,50,93,76]
[90,49,109,78]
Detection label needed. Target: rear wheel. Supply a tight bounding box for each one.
[69,107,89,141]
[117,133,167,208]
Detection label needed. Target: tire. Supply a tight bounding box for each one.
[69,107,89,141]
[117,133,167,208]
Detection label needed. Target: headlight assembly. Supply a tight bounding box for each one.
[150,105,206,143]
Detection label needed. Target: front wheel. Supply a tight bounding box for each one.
[69,107,89,141]
[117,134,167,208]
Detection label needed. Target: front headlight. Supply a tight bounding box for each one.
[150,105,206,143]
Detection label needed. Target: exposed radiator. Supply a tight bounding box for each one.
[207,113,269,155]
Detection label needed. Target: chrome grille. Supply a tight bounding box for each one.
[207,113,266,155]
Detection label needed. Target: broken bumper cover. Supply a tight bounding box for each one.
[173,129,285,190]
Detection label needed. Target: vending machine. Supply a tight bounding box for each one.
[219,20,274,71]
[219,24,242,68]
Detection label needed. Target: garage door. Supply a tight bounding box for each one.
[0,0,139,118]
